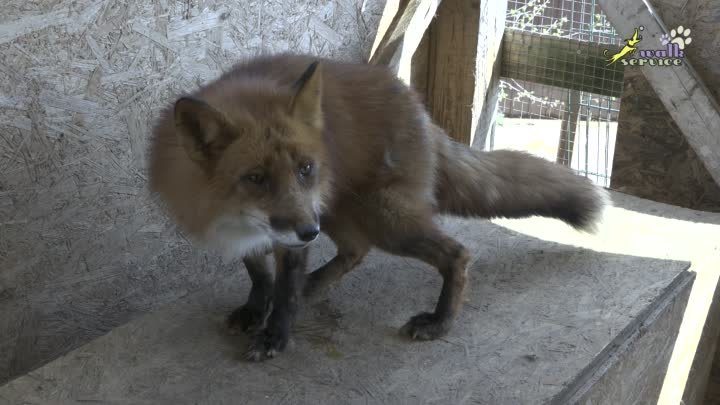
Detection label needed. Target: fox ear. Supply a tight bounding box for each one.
[289,61,323,129]
[174,97,237,165]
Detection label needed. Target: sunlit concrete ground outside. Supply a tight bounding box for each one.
[492,117,618,187]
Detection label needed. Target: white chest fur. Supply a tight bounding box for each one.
[202,215,273,260]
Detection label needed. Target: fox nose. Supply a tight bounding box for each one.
[296,224,320,242]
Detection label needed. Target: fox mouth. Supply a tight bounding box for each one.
[269,223,321,249]
[271,230,320,249]
[274,240,312,249]
[246,210,321,249]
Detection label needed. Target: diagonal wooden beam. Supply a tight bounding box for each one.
[500,30,625,98]
[368,0,442,83]
[368,0,406,62]
[598,0,720,187]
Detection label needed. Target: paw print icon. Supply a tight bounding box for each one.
[660,26,693,50]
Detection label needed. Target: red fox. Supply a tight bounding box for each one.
[148,53,609,361]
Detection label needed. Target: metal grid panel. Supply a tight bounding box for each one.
[495,0,625,187]
[501,30,625,97]
[506,0,619,43]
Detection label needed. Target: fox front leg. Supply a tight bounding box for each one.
[303,216,370,298]
[227,254,274,334]
[246,246,308,361]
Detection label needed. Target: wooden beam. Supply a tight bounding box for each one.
[598,0,720,187]
[368,0,442,83]
[372,0,505,147]
[410,28,431,99]
[501,30,625,98]
[557,90,582,166]
[368,0,405,61]
[425,0,479,145]
[425,0,505,146]
[473,0,507,149]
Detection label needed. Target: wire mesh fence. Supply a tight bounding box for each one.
[492,0,625,187]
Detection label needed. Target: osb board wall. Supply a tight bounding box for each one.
[610,68,720,212]
[610,0,720,212]
[0,0,384,384]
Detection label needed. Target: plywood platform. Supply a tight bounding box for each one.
[0,193,696,404]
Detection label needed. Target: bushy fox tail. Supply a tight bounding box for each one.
[434,135,609,232]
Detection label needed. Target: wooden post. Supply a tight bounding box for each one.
[370,0,506,148]
[557,90,582,166]
[424,0,505,146]
[474,0,507,149]
[425,0,479,145]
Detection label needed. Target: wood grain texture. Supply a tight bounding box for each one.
[426,0,479,145]
[0,0,384,385]
[472,0,506,149]
[687,279,720,405]
[705,366,720,405]
[368,0,441,83]
[551,270,693,405]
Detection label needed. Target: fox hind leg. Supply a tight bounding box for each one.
[366,191,470,340]
[388,226,469,340]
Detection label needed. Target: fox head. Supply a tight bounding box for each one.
[172,62,330,250]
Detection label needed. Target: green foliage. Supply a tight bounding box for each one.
[506,0,567,37]
[593,13,614,31]
[498,79,565,110]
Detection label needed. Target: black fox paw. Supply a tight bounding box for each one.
[245,325,289,362]
[227,301,272,335]
[400,312,452,341]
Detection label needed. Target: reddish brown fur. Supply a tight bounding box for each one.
[148,53,608,360]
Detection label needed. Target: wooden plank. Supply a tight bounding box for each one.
[368,0,405,61]
[368,0,442,83]
[425,0,481,145]
[410,29,430,101]
[598,0,720,187]
[501,29,625,98]
[473,0,507,149]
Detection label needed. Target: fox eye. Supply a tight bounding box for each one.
[245,173,266,185]
[299,161,313,177]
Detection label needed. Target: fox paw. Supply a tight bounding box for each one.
[227,301,272,335]
[400,312,452,340]
[245,325,289,362]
